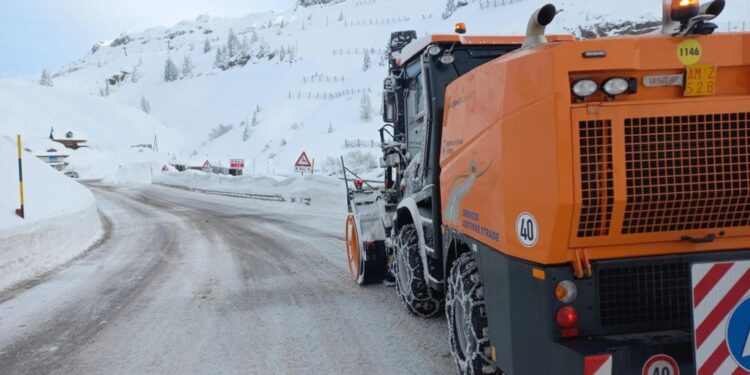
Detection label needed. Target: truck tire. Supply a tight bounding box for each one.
[394,224,443,317]
[446,252,499,375]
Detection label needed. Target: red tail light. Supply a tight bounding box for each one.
[556,306,579,337]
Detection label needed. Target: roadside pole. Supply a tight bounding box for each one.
[15,134,25,219]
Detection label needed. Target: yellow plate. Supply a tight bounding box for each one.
[684,64,717,97]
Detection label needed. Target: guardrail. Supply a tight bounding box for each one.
[153,183,311,205]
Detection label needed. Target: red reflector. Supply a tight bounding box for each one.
[366,241,375,249]
[556,306,579,329]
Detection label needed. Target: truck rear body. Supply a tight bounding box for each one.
[439,33,750,374]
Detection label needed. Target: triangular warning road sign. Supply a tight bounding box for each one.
[202,160,212,170]
[162,164,169,172]
[295,152,312,168]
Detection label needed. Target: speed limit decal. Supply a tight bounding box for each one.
[642,354,679,375]
[515,213,538,248]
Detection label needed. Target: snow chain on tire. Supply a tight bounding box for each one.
[393,224,443,317]
[446,252,500,375]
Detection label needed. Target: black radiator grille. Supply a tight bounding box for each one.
[598,262,691,330]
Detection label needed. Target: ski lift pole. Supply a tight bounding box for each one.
[15,134,25,219]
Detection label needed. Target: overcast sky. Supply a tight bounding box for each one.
[0,0,295,77]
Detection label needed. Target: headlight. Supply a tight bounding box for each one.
[572,79,598,98]
[602,77,630,96]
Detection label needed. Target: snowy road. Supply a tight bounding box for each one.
[0,185,455,375]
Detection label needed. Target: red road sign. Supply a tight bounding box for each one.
[162,164,169,172]
[692,260,750,375]
[642,354,679,375]
[230,159,245,169]
[202,160,212,171]
[295,152,312,168]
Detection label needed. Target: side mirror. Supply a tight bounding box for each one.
[383,91,397,123]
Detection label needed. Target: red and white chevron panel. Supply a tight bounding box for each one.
[584,354,612,375]
[692,260,750,375]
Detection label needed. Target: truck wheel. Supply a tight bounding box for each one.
[346,214,386,285]
[446,252,498,375]
[394,224,442,317]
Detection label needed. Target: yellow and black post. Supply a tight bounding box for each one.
[15,134,24,219]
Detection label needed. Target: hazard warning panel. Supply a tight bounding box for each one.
[295,151,313,173]
[692,260,750,375]
[584,354,612,375]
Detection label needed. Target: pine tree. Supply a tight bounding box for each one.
[338,12,344,21]
[164,57,179,81]
[243,122,251,141]
[182,56,193,77]
[279,47,287,62]
[40,69,54,87]
[241,36,250,55]
[131,65,140,83]
[204,38,212,53]
[251,111,259,127]
[141,96,151,113]
[256,41,270,59]
[227,28,240,57]
[328,122,334,133]
[360,92,373,121]
[214,47,226,69]
[362,50,371,71]
[250,30,259,44]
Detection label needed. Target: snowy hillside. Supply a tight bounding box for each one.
[15,0,750,175]
[0,79,178,180]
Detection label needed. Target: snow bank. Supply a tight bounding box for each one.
[154,170,347,208]
[0,137,102,292]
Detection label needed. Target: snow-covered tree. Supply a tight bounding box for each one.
[215,47,227,68]
[251,111,259,127]
[243,122,251,141]
[131,65,140,83]
[164,57,179,82]
[442,0,468,20]
[182,56,194,77]
[227,28,240,57]
[338,12,344,21]
[328,121,334,133]
[360,92,373,121]
[362,50,371,72]
[279,47,287,62]
[204,38,212,53]
[256,42,270,59]
[40,69,53,87]
[241,36,250,55]
[141,96,151,113]
[250,30,259,44]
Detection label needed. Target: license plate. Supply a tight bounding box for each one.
[684,64,717,97]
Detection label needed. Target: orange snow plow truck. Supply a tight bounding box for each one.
[343,1,750,374]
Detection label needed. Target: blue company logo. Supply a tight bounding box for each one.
[727,297,750,371]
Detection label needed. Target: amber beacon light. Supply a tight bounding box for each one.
[455,23,467,34]
[671,0,700,23]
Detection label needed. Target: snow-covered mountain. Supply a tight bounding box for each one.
[8,0,750,176]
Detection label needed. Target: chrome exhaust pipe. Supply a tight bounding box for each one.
[522,4,557,49]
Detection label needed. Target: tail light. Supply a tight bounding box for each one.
[557,306,579,338]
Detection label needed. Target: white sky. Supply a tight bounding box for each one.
[0,0,295,76]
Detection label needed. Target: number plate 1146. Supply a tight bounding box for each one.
[684,64,717,97]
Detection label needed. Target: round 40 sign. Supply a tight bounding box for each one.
[642,354,679,375]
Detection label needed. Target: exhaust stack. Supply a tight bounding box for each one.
[522,4,558,49]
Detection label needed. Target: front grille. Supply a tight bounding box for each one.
[623,113,750,234]
[578,120,614,237]
[598,261,691,330]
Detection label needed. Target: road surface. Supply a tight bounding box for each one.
[0,184,455,375]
